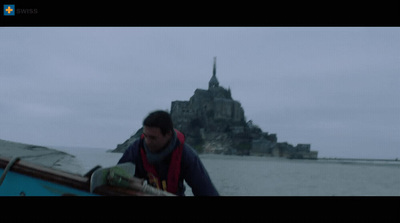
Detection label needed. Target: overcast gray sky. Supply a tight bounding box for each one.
[1,27,399,159]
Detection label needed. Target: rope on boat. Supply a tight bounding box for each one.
[0,157,21,186]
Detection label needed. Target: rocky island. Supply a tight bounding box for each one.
[112,58,318,159]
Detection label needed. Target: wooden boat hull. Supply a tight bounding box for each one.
[0,169,95,196]
[0,156,149,196]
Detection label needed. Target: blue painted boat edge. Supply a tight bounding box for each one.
[0,156,96,196]
[0,168,97,196]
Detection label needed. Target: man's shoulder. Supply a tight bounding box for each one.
[118,138,142,164]
[182,143,198,156]
[181,143,202,164]
[130,138,142,149]
[124,138,142,156]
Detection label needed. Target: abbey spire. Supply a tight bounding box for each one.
[208,57,219,89]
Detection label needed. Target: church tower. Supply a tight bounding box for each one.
[208,57,219,89]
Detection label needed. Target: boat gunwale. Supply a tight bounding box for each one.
[0,156,91,192]
[0,156,153,196]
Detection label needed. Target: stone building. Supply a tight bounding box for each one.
[171,57,245,130]
[112,58,318,159]
[170,57,250,154]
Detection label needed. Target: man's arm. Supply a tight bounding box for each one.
[183,145,219,196]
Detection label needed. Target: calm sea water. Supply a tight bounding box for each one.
[55,146,400,196]
[195,154,400,196]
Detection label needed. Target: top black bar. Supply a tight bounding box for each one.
[1,2,399,26]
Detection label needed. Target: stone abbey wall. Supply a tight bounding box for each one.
[113,58,318,159]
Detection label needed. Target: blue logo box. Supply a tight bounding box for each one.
[4,5,15,16]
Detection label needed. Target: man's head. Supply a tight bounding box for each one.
[142,110,174,153]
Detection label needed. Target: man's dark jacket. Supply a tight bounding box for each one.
[118,132,219,196]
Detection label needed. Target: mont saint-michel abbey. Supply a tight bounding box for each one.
[170,58,245,134]
[169,58,318,159]
[114,58,318,159]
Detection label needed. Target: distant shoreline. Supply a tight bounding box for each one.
[317,157,399,162]
[1,138,398,163]
[198,153,400,164]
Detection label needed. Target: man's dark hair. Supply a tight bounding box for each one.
[143,110,174,136]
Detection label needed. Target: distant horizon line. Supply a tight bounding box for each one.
[1,138,398,161]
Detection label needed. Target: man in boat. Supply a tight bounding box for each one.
[118,110,219,196]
